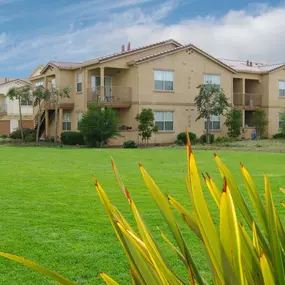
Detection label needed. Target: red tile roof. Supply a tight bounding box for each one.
[80,39,182,67]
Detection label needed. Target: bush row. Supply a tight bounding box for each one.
[175,132,215,145]
[60,132,85,145]
[10,128,36,142]
[273,133,285,139]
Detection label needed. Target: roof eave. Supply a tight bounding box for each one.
[134,45,237,74]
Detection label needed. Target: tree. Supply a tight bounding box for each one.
[280,109,285,135]
[135,108,158,146]
[194,84,230,144]
[225,109,243,138]
[252,108,268,139]
[32,86,51,143]
[49,86,71,144]
[6,85,31,140]
[78,102,119,147]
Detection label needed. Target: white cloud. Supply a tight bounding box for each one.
[2,1,285,76]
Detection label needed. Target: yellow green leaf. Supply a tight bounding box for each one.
[167,195,201,240]
[0,252,76,285]
[112,160,185,285]
[220,180,244,285]
[100,272,120,285]
[214,155,271,259]
[139,164,203,285]
[187,147,224,284]
[260,253,275,285]
[203,173,221,208]
[240,164,268,235]
[252,222,261,257]
[264,174,285,284]
[240,225,264,285]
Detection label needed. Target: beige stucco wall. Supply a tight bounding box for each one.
[136,48,233,141]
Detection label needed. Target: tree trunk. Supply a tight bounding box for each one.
[54,105,58,145]
[36,103,41,144]
[18,98,24,141]
[206,116,211,144]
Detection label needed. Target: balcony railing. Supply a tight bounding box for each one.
[233,93,262,107]
[87,86,132,108]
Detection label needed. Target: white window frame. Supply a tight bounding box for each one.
[63,112,72,131]
[154,70,174,91]
[76,72,83,93]
[204,74,221,88]
[279,81,285,97]
[279,112,285,129]
[155,111,174,131]
[204,115,221,131]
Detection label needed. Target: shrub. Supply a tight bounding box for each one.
[25,134,36,142]
[61,131,85,145]
[200,133,215,144]
[215,136,233,143]
[176,132,197,145]
[273,132,285,139]
[135,108,157,145]
[94,134,285,285]
[10,128,36,141]
[123,140,138,149]
[175,139,184,146]
[252,108,268,139]
[78,102,119,147]
[0,134,8,139]
[225,109,243,138]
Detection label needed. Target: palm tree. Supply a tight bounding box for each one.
[6,85,31,140]
[32,86,51,143]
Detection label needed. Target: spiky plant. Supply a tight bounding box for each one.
[95,134,285,285]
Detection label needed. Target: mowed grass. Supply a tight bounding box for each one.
[0,146,284,284]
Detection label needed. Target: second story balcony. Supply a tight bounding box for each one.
[233,93,262,108]
[87,86,132,108]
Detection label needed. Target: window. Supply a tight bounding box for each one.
[155,111,174,131]
[76,72,83,92]
[279,112,285,129]
[77,112,83,130]
[204,115,220,130]
[204,74,221,88]
[63,112,72,131]
[35,81,43,87]
[279,81,285,97]
[154,70,174,91]
[21,95,33,106]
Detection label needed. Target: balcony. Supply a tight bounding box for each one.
[87,86,132,108]
[233,93,262,108]
[0,104,7,116]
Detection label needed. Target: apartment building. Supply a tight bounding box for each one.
[28,39,285,144]
[0,78,34,135]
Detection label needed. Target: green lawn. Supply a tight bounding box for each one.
[0,146,284,284]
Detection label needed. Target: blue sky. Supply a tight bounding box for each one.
[0,0,284,78]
